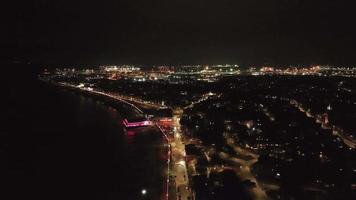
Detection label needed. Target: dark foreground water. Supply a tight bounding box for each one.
[1,68,165,200]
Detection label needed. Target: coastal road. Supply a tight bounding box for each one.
[52,82,170,199]
[170,111,193,200]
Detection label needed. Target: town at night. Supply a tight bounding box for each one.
[2,1,356,200]
[35,65,356,199]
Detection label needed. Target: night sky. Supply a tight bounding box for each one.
[1,0,355,66]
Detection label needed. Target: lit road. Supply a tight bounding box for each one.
[184,92,268,200]
[222,134,268,200]
[288,98,356,149]
[170,110,193,200]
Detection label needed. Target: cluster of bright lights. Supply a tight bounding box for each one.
[123,119,152,128]
[159,118,173,122]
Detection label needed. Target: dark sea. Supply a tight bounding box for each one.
[1,64,165,200]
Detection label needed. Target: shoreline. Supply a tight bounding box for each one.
[41,79,182,200]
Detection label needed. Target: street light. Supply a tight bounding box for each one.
[141,189,147,195]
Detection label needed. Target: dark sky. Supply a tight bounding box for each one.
[1,0,356,66]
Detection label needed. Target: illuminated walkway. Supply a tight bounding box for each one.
[170,108,193,200]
